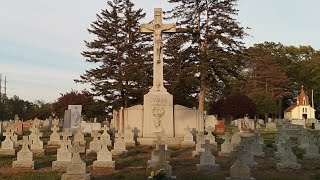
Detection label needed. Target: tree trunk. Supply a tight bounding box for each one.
[278,99,282,119]
[198,77,206,113]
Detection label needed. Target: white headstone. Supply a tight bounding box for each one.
[86,131,102,155]
[0,128,15,155]
[148,144,175,179]
[192,131,206,157]
[101,125,112,146]
[48,125,60,146]
[93,144,115,170]
[61,142,91,180]
[111,133,127,156]
[12,136,34,169]
[52,130,72,171]
[218,132,233,157]
[181,126,195,147]
[68,105,83,129]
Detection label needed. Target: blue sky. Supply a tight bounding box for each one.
[0,0,319,102]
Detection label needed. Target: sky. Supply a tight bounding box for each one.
[0,0,319,103]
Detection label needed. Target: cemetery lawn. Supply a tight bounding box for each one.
[1,127,320,179]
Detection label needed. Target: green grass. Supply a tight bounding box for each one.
[3,128,320,179]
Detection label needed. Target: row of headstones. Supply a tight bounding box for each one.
[0,122,44,156]
[149,133,256,179]
[274,126,320,171]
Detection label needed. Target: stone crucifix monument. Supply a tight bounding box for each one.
[140,8,176,138]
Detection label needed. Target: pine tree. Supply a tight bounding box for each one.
[166,0,247,112]
[76,0,152,113]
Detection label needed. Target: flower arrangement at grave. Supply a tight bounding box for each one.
[150,169,166,180]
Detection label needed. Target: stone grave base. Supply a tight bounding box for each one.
[47,141,60,146]
[93,161,115,170]
[181,141,195,147]
[148,176,176,179]
[226,177,255,180]
[276,163,301,171]
[247,162,258,169]
[0,149,15,155]
[302,154,320,160]
[12,160,34,169]
[218,151,231,157]
[111,150,128,156]
[192,150,204,157]
[61,173,91,180]
[138,137,183,146]
[196,164,220,171]
[149,164,175,179]
[125,141,136,147]
[52,161,70,171]
[31,149,45,156]
[238,132,254,138]
[253,152,265,157]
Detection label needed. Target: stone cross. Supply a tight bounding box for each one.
[3,127,13,137]
[101,125,109,132]
[92,131,101,140]
[201,140,211,153]
[221,132,231,142]
[232,145,246,162]
[70,142,85,162]
[154,144,169,164]
[140,8,176,92]
[61,130,72,141]
[20,136,32,150]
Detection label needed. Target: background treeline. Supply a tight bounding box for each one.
[1,0,319,121]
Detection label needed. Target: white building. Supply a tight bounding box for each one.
[284,86,316,120]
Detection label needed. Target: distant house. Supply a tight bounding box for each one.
[284,86,316,120]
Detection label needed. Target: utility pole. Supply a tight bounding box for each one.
[0,74,2,121]
[4,76,7,96]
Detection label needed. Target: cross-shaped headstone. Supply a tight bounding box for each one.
[3,127,13,137]
[101,125,109,133]
[207,126,214,133]
[231,145,246,162]
[20,136,32,150]
[201,139,211,153]
[154,144,169,164]
[91,131,101,140]
[61,130,72,141]
[115,133,125,143]
[51,124,59,132]
[140,8,176,92]
[70,141,85,162]
[221,132,231,143]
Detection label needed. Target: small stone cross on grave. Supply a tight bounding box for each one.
[101,125,109,133]
[92,131,101,140]
[202,140,211,153]
[154,144,169,165]
[51,124,59,132]
[222,132,232,142]
[20,136,32,151]
[70,142,85,163]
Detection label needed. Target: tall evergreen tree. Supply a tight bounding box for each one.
[76,0,152,113]
[166,0,247,112]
